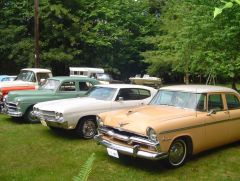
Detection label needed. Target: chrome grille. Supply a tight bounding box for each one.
[99,126,157,147]
[39,110,55,121]
[5,102,17,112]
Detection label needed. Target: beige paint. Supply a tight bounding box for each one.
[99,91,240,155]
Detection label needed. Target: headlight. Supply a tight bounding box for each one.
[55,112,64,122]
[146,127,158,142]
[3,95,7,102]
[96,115,104,127]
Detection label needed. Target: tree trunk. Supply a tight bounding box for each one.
[231,76,237,90]
[184,73,190,85]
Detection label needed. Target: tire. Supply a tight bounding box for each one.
[75,117,97,139]
[165,138,188,168]
[23,106,39,123]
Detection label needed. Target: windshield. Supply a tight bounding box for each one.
[16,70,36,82]
[85,87,117,100]
[150,90,206,111]
[40,79,60,90]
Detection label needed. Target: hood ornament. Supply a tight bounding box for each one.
[118,122,129,127]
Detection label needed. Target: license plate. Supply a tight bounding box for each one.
[40,120,47,127]
[107,148,119,158]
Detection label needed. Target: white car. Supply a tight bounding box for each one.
[34,84,157,138]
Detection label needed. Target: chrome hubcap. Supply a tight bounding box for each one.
[169,140,186,166]
[28,110,37,122]
[82,120,96,138]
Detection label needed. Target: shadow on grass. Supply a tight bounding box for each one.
[40,127,81,140]
[106,141,240,173]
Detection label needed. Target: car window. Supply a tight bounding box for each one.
[36,73,51,82]
[59,81,76,91]
[138,89,151,99]
[79,82,93,91]
[116,88,147,100]
[226,94,240,110]
[208,94,223,111]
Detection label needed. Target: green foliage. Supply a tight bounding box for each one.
[72,153,95,181]
[0,0,161,79]
[141,0,240,85]
[214,0,240,18]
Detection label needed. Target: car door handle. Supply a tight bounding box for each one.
[139,103,144,106]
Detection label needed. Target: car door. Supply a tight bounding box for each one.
[204,93,230,149]
[224,93,240,141]
[112,88,149,109]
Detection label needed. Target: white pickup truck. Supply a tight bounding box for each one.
[0,68,52,89]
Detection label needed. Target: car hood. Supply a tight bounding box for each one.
[0,80,35,88]
[35,97,109,113]
[103,105,195,135]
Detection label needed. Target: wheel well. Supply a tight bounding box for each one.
[77,115,97,125]
[174,136,193,156]
[24,105,34,115]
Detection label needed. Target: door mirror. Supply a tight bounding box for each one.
[39,78,46,85]
[207,109,217,116]
[117,97,124,102]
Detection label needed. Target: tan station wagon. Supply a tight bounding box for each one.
[95,85,240,167]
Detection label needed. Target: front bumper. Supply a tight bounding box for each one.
[94,134,168,160]
[6,110,23,117]
[42,119,69,129]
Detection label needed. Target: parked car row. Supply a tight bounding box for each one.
[1,74,240,168]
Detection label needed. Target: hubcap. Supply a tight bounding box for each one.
[169,140,186,166]
[82,120,96,138]
[28,110,37,122]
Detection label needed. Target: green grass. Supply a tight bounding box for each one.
[1,114,240,181]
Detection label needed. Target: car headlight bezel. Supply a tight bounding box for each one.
[55,112,64,122]
[146,127,158,142]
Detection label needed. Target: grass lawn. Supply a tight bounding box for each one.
[1,114,240,181]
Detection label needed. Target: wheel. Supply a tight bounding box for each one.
[75,117,97,139]
[23,106,39,123]
[165,138,187,168]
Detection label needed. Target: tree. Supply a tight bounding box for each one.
[141,0,240,88]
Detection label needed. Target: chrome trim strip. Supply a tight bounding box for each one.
[94,135,168,160]
[159,117,240,134]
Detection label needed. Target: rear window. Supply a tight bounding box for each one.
[226,94,240,109]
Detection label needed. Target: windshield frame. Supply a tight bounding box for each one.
[15,70,36,82]
[150,89,207,112]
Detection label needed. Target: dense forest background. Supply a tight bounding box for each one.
[0,0,239,86]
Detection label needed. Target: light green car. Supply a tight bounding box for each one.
[3,76,99,122]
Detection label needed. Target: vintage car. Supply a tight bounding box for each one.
[0,75,17,82]
[0,68,52,89]
[0,85,35,112]
[33,84,157,138]
[95,85,240,168]
[3,76,99,122]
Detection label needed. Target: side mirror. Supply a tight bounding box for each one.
[39,79,46,85]
[117,97,124,102]
[207,109,217,116]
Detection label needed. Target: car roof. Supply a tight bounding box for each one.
[22,68,52,73]
[95,84,156,90]
[48,76,98,82]
[160,85,238,94]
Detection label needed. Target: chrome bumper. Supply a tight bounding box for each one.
[94,134,168,160]
[44,120,68,129]
[4,108,22,117]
